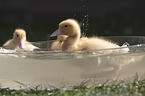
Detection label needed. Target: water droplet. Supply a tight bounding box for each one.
[106,31,109,33]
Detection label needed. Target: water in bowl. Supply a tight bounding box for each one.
[0,37,145,89]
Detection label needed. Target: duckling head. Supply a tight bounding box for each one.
[13,29,26,49]
[51,19,81,38]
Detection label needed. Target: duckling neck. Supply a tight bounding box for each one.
[68,33,80,43]
[62,33,80,51]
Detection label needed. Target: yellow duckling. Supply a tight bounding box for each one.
[50,19,121,51]
[3,29,39,51]
[50,35,68,50]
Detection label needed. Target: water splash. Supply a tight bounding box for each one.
[73,0,89,37]
[80,5,89,37]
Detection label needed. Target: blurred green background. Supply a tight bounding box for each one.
[0,0,145,46]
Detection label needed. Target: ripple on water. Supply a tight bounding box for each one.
[0,43,145,59]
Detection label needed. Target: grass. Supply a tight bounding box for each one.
[0,74,145,96]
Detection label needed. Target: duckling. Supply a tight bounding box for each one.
[3,29,39,51]
[50,19,121,52]
[50,35,68,50]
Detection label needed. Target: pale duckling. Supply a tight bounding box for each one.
[50,35,68,50]
[50,19,121,52]
[3,29,39,51]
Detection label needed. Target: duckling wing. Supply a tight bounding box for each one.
[77,37,89,50]
[3,39,16,49]
[78,37,119,51]
[24,41,40,51]
[88,38,119,49]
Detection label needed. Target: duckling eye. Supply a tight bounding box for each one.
[16,34,19,37]
[64,25,68,28]
[60,40,62,42]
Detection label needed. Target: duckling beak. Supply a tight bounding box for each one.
[50,29,62,37]
[18,39,25,49]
